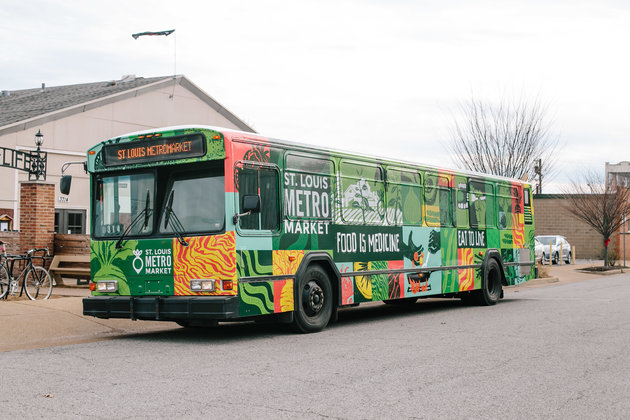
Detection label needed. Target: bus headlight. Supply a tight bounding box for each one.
[97,280,118,293]
[190,279,215,292]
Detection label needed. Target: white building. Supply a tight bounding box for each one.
[0,75,254,234]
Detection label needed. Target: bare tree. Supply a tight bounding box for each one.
[449,94,560,191]
[563,171,630,266]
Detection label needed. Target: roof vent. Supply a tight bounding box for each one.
[1,90,9,97]
[41,83,45,92]
[120,74,136,83]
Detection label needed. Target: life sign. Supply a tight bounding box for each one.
[102,134,206,166]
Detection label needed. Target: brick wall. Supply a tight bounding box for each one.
[19,182,55,255]
[533,195,603,259]
[0,231,21,255]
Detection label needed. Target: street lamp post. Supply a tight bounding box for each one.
[29,129,47,180]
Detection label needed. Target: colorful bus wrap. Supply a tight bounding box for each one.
[81,125,535,332]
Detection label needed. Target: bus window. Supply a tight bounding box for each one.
[286,153,334,175]
[284,154,334,221]
[237,164,280,231]
[512,185,523,214]
[159,169,225,234]
[455,177,469,228]
[424,173,453,227]
[340,161,385,225]
[469,180,494,229]
[497,184,513,230]
[385,168,421,226]
[524,187,533,225]
[94,173,154,238]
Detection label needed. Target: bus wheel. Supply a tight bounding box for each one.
[463,258,502,306]
[478,258,502,305]
[293,265,333,333]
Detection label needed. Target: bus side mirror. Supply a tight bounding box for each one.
[60,175,72,195]
[242,194,261,213]
[233,194,261,225]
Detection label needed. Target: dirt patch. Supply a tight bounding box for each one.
[536,264,551,278]
[578,266,627,273]
[580,266,614,272]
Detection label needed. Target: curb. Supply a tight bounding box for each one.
[506,277,559,289]
[528,277,560,285]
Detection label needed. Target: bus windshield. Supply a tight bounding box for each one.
[159,170,225,234]
[94,172,155,238]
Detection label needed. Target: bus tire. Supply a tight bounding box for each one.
[477,258,502,306]
[462,258,502,306]
[293,265,333,333]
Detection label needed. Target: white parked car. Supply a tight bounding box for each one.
[534,238,544,263]
[536,235,572,264]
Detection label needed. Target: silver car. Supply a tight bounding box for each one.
[536,235,572,264]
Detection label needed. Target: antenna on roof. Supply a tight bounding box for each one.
[131,29,177,98]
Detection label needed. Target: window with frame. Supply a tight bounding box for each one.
[424,172,453,227]
[158,170,225,235]
[94,173,154,238]
[469,180,495,229]
[496,184,513,229]
[284,154,334,221]
[237,163,280,231]
[285,153,334,175]
[340,161,385,225]
[386,167,422,226]
[55,209,87,234]
[523,187,533,225]
[455,177,469,228]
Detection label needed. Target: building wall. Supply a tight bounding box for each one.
[533,195,603,259]
[0,82,246,234]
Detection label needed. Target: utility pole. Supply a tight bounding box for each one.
[534,158,542,194]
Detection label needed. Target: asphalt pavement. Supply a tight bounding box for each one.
[0,260,621,352]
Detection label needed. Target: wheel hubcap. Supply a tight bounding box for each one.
[303,280,324,316]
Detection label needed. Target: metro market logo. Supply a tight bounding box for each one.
[131,246,173,275]
[143,248,173,275]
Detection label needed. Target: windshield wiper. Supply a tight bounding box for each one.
[115,189,152,249]
[163,190,189,247]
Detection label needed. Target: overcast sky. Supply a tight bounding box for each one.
[2,0,629,191]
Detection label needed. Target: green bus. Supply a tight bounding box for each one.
[68,125,535,332]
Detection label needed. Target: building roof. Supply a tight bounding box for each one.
[0,75,255,135]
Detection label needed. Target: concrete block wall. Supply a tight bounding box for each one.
[533,195,603,259]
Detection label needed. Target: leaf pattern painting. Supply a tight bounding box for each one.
[91,240,138,295]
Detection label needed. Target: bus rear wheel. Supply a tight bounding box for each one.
[462,258,502,306]
[293,265,333,333]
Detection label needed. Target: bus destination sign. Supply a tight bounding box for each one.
[102,134,206,166]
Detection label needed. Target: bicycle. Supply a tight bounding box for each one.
[0,241,53,300]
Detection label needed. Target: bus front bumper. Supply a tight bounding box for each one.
[83,295,239,321]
